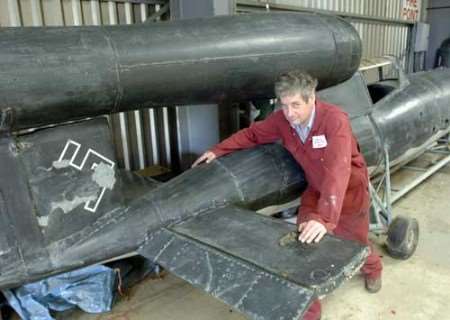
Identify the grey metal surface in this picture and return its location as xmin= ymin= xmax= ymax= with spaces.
xmin=138 ymin=205 xmax=368 ymax=319
xmin=140 ymin=229 xmax=314 ymax=320
xmin=373 ymin=68 xmax=450 ymax=164
xmin=1 ymin=115 xmax=355 ymax=320
xmin=170 ymin=207 xmax=369 ymax=295
xmin=18 ymin=118 xmax=121 ymax=243
xmin=0 ymin=12 xmax=361 ymax=131
xmin=0 ymin=134 xmax=42 ymax=284
xmin=2 ymin=65 xmax=450 ymax=289
xmin=0 ymin=117 xmax=308 ymax=289
xmin=316 ymin=67 xmax=450 ymax=171
xmin=0 ymin=118 xmax=147 ymax=288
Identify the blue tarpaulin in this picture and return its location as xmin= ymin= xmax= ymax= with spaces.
xmin=2 ymin=265 xmax=116 ymax=320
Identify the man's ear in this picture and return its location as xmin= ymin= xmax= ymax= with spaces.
xmin=309 ymin=92 xmax=316 ymax=105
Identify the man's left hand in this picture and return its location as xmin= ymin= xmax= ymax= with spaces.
xmin=298 ymin=220 xmax=327 ymax=244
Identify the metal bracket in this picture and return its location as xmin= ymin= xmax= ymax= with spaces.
xmin=383 ymin=55 xmax=410 ymax=87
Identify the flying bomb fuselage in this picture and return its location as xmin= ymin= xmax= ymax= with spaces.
xmin=0 ymin=12 xmax=365 ymax=294
xmin=318 ymin=68 xmax=450 ymax=172
xmin=2 ymin=67 xmax=450 ymax=291
xmin=0 ymin=12 xmax=361 ymax=131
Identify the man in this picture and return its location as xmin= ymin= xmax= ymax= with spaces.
xmin=192 ymin=71 xmax=383 ymax=320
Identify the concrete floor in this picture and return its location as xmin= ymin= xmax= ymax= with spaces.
xmin=54 ymin=154 xmax=450 ymax=320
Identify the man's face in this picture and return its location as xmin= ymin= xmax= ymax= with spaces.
xmin=280 ymin=92 xmax=315 ymax=126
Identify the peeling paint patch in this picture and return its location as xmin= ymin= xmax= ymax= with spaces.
xmin=37 ymin=166 xmax=54 ymax=172
xmin=279 ymin=231 xmax=298 ymax=247
xmin=52 ymin=159 xmax=71 ymax=169
xmin=8 ymin=143 xmax=18 ymax=157
xmin=92 ymin=162 xmax=116 ymax=190
xmin=50 ymin=195 xmax=97 ymax=214
xmin=37 ymin=215 xmax=49 ymax=227
xmin=17 ymin=141 xmax=33 ymax=150
xmin=0 ymin=249 xmax=11 ymax=256
xmin=46 ymin=160 xmax=116 ymax=217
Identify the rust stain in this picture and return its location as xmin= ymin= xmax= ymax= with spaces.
xmin=279 ymin=231 xmax=298 ymax=247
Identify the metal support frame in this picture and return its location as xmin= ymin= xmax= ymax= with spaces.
xmin=369 ymin=145 xmax=393 ymax=234
xmin=236 ymin=0 xmax=415 ymax=26
xmin=370 ymin=135 xmax=450 ymax=234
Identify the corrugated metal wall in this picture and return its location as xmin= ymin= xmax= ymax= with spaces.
xmin=236 ymin=0 xmax=421 ymax=65
xmin=0 ymin=0 xmax=174 ymax=171
xmin=261 ymin=0 xmax=420 ymax=20
xmin=352 ymin=21 xmax=409 ymax=65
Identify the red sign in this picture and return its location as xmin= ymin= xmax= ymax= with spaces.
xmin=402 ymin=0 xmax=419 ymax=21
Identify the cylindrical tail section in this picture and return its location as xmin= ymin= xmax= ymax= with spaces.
xmin=0 ymin=12 xmax=361 ymax=130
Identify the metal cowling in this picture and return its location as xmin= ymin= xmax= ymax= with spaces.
xmin=0 ymin=12 xmax=361 ymax=131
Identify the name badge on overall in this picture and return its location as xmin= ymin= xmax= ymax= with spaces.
xmin=312 ymin=135 xmax=327 ymax=148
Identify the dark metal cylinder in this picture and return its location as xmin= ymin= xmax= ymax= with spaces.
xmin=372 ymin=68 xmax=450 ymax=165
xmin=0 ymin=12 xmax=361 ymax=130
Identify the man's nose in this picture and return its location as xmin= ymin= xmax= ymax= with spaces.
xmin=287 ymin=106 xmax=294 ymax=118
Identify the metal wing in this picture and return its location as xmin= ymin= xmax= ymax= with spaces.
xmin=139 ymin=206 xmax=369 ymax=320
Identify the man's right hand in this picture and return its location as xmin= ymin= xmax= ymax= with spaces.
xmin=192 ymin=151 xmax=217 ymax=168
xmin=298 ymin=220 xmax=327 ymax=244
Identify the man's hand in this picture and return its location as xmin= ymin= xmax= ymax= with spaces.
xmin=298 ymin=220 xmax=327 ymax=244
xmin=192 ymin=151 xmax=217 ymax=168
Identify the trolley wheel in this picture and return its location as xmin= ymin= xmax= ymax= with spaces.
xmin=386 ymin=215 xmax=419 ymax=260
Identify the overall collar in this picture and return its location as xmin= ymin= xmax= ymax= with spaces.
xmin=308 ymin=99 xmax=326 ymax=138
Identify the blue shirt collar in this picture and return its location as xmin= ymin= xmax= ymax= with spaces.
xmin=296 ymin=105 xmax=316 ymax=131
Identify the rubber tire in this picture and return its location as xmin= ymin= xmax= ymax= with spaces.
xmin=386 ymin=216 xmax=419 ymax=260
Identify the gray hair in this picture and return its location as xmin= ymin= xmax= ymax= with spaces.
xmin=274 ymin=71 xmax=318 ymax=102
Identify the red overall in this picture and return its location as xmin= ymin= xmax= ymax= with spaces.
xmin=211 ymin=99 xmax=383 ymax=319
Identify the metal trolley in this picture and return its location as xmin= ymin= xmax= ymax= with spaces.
xmin=369 ymin=134 xmax=450 ymax=259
